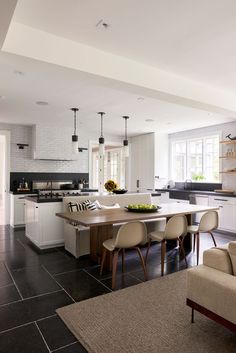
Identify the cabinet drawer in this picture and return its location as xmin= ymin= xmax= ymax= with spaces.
xmin=208 ymin=195 xmax=236 ymax=205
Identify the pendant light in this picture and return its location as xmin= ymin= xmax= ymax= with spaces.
xmin=122 ymin=116 xmax=130 ymax=157
xmin=98 ymin=112 xmax=105 ymax=157
xmin=71 ymin=107 xmax=79 ymax=153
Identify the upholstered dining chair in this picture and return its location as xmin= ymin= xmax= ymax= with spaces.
xmin=187 ymin=210 xmax=218 ymax=265
xmin=100 ymin=221 xmax=148 ymax=290
xmin=146 ymin=215 xmax=188 ymax=276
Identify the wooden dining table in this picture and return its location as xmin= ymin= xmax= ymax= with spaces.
xmin=56 ymin=203 xmax=218 ymax=270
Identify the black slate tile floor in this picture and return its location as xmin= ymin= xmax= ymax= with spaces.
xmin=0 ymin=226 xmax=234 ymax=353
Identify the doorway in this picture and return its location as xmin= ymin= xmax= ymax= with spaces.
xmin=0 ymin=131 xmax=10 ymax=225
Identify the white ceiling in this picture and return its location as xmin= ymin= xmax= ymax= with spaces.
xmin=0 ymin=0 xmax=236 ymax=136
xmin=13 ymin=0 xmax=236 ymax=91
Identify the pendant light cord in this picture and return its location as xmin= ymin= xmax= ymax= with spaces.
xmin=100 ymin=114 xmax=103 ymax=137
xmin=74 ymin=110 xmax=77 ymax=135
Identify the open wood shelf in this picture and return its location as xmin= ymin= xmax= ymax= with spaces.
xmin=220 ymin=171 xmax=236 ymax=174
xmin=220 ymin=140 xmax=236 ymax=144
xmin=220 ymin=156 xmax=236 ymax=159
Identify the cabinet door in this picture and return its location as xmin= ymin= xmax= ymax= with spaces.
xmin=39 ymin=203 xmax=64 ymax=247
xmin=15 ymin=201 xmax=25 ymax=225
xmin=25 ymin=201 xmax=40 ymax=244
xmin=219 ymin=204 xmax=236 ymax=232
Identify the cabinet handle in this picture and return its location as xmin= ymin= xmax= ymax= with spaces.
xmin=214 ymin=198 xmax=228 ymax=202
xmin=36 ymin=207 xmax=38 ymax=209
xmin=219 ymin=206 xmax=223 ymax=208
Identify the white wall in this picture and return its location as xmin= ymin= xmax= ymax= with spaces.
xmin=169 ymin=120 xmax=236 ymax=189
xmin=0 ymin=135 xmax=5 ymax=201
xmin=0 ymin=123 xmax=120 ymax=173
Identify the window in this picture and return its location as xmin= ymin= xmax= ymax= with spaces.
xmin=91 ymin=147 xmax=125 ymax=188
xmin=171 ymin=135 xmax=219 ymax=182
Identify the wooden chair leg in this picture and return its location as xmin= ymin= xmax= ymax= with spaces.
xmin=191 ymin=308 xmax=194 ymax=323
xmin=145 ymin=238 xmax=151 ymax=264
xmin=179 ymin=237 xmax=188 ymax=268
xmin=121 ymin=249 xmax=125 ymax=273
xmin=100 ymin=247 xmax=107 ymax=275
xmin=161 ymin=240 xmax=166 ymax=276
xmin=193 ymin=233 xmax=196 ymax=252
xmin=209 ymin=231 xmax=217 ymax=247
xmin=196 ymin=232 xmax=200 ymax=265
xmin=112 ymin=249 xmax=120 ymax=290
xmin=135 ymin=247 xmax=148 ymax=281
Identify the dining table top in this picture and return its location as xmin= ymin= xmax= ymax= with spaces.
xmin=56 ymin=203 xmax=219 ymax=227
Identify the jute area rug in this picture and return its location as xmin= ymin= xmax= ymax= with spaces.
xmin=57 ymin=270 xmax=236 ymax=353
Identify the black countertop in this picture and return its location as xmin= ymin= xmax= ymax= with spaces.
xmin=10 ymin=191 xmax=38 ymax=195
xmin=155 ymin=188 xmax=236 ymax=198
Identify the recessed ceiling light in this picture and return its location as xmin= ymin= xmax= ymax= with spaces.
xmin=96 ymin=19 xmax=110 ymax=30
xmin=36 ymin=101 xmax=49 ymax=106
xmin=145 ymin=119 xmax=154 ymax=122
xmin=14 ymin=70 xmax=24 ymax=76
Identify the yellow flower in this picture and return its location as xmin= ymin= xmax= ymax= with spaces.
xmin=104 ymin=180 xmax=118 ymax=191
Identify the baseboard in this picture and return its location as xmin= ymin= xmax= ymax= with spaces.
xmin=186 ymin=298 xmax=236 ymax=333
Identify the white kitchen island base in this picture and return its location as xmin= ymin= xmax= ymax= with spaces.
xmin=25 ymin=199 xmax=64 ymax=249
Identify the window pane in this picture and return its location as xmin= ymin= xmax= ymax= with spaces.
xmin=171 ymin=135 xmax=219 ymax=182
xmin=172 ymin=142 xmax=186 ymax=181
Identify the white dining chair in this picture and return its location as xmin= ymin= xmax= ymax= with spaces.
xmin=146 ymin=215 xmax=188 ymax=276
xmin=100 ymin=221 xmax=148 ymax=289
xmin=187 ymin=210 xmax=218 ymax=265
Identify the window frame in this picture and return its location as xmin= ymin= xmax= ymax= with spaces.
xmin=171 ymin=134 xmax=220 ymax=182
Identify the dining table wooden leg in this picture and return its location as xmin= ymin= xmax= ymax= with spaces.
xmin=90 ymin=224 xmax=113 ymax=271
xmin=185 ymin=214 xmax=193 ymax=251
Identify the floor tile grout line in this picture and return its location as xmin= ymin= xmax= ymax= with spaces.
xmin=128 ymin=273 xmax=144 ymax=283
xmin=4 ymin=262 xmax=24 ymax=300
xmin=53 ymin=267 xmax=84 ymax=277
xmin=0 ymin=321 xmax=35 ymax=335
xmin=42 ymin=265 xmax=76 ymax=303
xmin=35 ymin=321 xmax=51 ymax=353
xmin=0 ymin=289 xmax=63 ymax=308
xmin=83 ymin=269 xmax=113 ymax=292
xmin=51 ymin=341 xmax=78 ymax=352
xmin=0 ymin=282 xmax=15 ymax=289
xmin=36 ymin=313 xmax=57 ymax=322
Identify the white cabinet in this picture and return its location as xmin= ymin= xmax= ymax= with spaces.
xmin=129 ymin=133 xmax=168 ymax=191
xmin=25 ymin=199 xmax=64 ymax=249
xmin=208 ymin=196 xmax=236 ymax=232
xmin=10 ymin=194 xmax=35 ymax=228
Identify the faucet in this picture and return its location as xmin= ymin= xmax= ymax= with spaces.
xmin=184 ymin=179 xmax=192 ymax=190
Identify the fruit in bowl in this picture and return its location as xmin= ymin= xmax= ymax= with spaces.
xmin=125 ymin=204 xmax=161 ymax=212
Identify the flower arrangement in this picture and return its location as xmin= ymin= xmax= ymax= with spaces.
xmin=104 ymin=180 xmax=118 ymax=192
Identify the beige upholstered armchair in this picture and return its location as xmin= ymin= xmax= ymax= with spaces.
xmin=186 ymin=242 xmax=236 ymax=332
